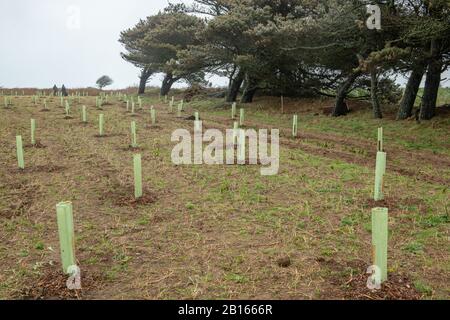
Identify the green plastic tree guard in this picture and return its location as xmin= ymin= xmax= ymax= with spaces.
xmin=232 ymin=103 xmax=236 ymax=119
xmin=237 ymin=129 xmax=246 ymax=165
xmin=131 ymin=121 xmax=137 ymax=148
xmin=82 ymin=105 xmax=87 ymax=123
xmin=371 ymin=207 xmax=388 ymax=283
xmin=177 ymin=103 xmax=182 ymax=118
xmin=16 ymin=135 xmax=25 ymax=169
xmin=65 ymin=101 xmax=70 ymax=116
xmin=374 ymin=151 xmax=386 ymax=201
xmin=151 ymin=109 xmax=156 ymax=125
xmin=240 ymin=108 xmax=245 ymax=126
xmin=31 ymin=119 xmax=36 ymax=145
xmin=292 ymin=115 xmax=298 ymax=137
xmin=56 ymin=201 xmax=76 ymax=274
xmin=233 ymin=122 xmax=239 ymax=145
xmin=99 ymin=114 xmax=104 ymax=136
xmin=133 ymin=154 xmax=143 ymax=199
xmin=378 ymin=127 xmax=383 ymax=152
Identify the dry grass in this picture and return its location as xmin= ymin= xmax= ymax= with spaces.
xmin=0 ymin=93 xmax=448 ymax=300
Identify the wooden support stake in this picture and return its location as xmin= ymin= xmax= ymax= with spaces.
xmin=374 ymin=151 xmax=386 ymax=201
xmin=56 ymin=201 xmax=76 ymax=274
xmin=371 ymin=207 xmax=388 ymax=283
xmin=16 ymin=135 xmax=25 ymax=169
xmin=281 ymin=95 xmax=284 ymax=114
xmin=31 ymin=119 xmax=36 ymax=145
xmin=240 ymin=108 xmax=245 ymax=126
xmin=133 ymin=154 xmax=143 ymax=199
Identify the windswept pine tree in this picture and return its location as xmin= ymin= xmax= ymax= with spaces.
xmin=119 ymin=0 xmax=449 ymax=118
xmin=119 ymin=10 xmax=206 ymax=95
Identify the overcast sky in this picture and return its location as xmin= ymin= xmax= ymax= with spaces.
xmin=0 ymin=1 xmax=448 ymax=89
xmin=0 ymin=0 xmax=220 ymax=89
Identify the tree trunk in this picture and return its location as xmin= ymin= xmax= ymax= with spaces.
xmin=241 ymin=76 xmax=258 ymax=104
xmin=226 ymin=70 xmax=244 ymax=102
xmin=397 ymin=64 xmax=425 ymax=120
xmin=138 ymin=68 xmax=153 ymax=95
xmin=420 ymin=57 xmax=442 ymax=120
xmin=160 ymin=73 xmax=175 ymax=97
xmin=332 ymin=72 xmax=360 ymax=117
xmin=371 ymin=70 xmax=382 ymax=119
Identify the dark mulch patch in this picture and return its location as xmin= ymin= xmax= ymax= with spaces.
xmin=317 ymin=258 xmax=422 ymax=300
xmin=118 ymin=145 xmax=145 ymax=152
xmin=94 ymin=134 xmax=126 ymax=139
xmin=100 ymin=186 xmax=157 ymax=208
xmin=364 ymin=196 xmax=428 ymax=215
xmin=343 ymin=272 xmax=422 ymax=300
xmin=145 ymin=125 xmax=162 ymax=130
xmin=0 ymin=200 xmax=33 ymax=219
xmin=39 ymin=109 xmax=50 ymax=112
xmin=13 ymin=164 xmax=65 ymax=174
xmin=184 ymin=115 xmax=201 ymax=121
xmin=63 ymin=116 xmax=74 ymax=120
xmin=276 ymin=256 xmax=292 ymax=268
xmin=24 ymin=141 xmax=47 ymax=149
xmin=93 ymin=134 xmax=113 ymax=138
xmin=18 ymin=267 xmax=102 ymax=300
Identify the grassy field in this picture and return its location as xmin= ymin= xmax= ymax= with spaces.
xmin=0 ymin=91 xmax=448 ymax=300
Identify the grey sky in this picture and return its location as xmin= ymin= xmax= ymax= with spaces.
xmin=0 ymin=0 xmax=211 ymax=89
xmin=0 ymin=1 xmax=448 ymax=89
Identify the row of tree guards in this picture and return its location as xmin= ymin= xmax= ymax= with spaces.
xmin=11 ymin=95 xmax=389 ymax=288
